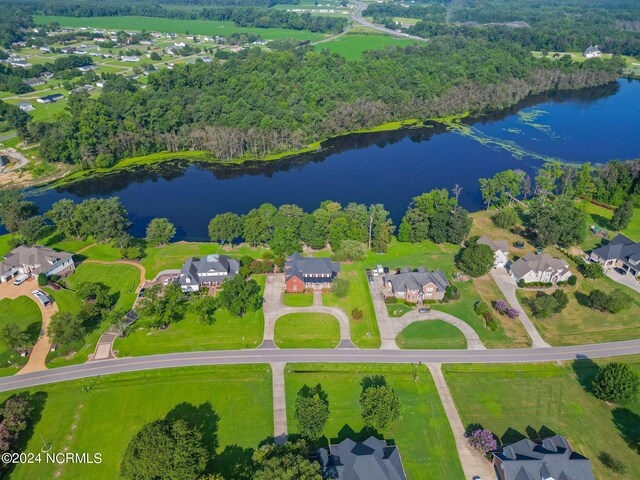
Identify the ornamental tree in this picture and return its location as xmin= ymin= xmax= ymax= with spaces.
xmin=466 ymin=428 xmax=497 ymax=453
xmin=457 ymin=243 xmax=494 ymax=278
xmin=294 ymin=385 xmax=329 ymax=441
xmin=146 ymin=218 xmax=176 ymax=246
xmin=360 ymin=383 xmax=401 ymax=432
xmin=593 ymin=362 xmax=640 ymax=405
xmin=252 ymin=440 xmax=321 ymax=480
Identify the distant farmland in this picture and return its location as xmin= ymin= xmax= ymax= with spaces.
xmin=315 ymin=33 xmax=419 ymax=60
xmin=33 ymin=15 xmax=326 ymax=41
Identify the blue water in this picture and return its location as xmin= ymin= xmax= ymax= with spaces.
xmin=27 ymin=80 xmax=640 ymax=241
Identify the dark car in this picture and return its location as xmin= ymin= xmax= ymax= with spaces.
xmin=418 ymin=307 xmax=430 ymax=314
xmin=614 ymin=267 xmax=627 ymax=275
xmin=137 ymin=288 xmax=146 ymax=298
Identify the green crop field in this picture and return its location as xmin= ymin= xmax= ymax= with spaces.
xmin=34 ymin=15 xmax=326 ymax=41
xmin=315 ymin=33 xmax=419 ymax=60
xmin=0 ymin=365 xmax=273 ymax=479
xmin=285 ymin=363 xmax=464 ymax=480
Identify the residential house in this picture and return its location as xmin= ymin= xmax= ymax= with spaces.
xmin=17 ymin=102 xmax=35 ymax=112
xmin=383 ymin=267 xmax=449 ymax=302
xmin=78 ymin=64 xmax=97 ymax=72
xmin=36 ymin=93 xmax=64 ymax=104
xmin=509 ymin=253 xmax=571 ymax=284
xmin=589 ymin=233 xmax=640 ymax=278
xmin=477 ymin=235 xmax=510 ymax=268
xmin=493 ymin=435 xmax=594 ymax=480
xmin=0 ymin=245 xmax=75 ymax=283
xmin=178 ymin=254 xmax=239 ymax=292
xmin=23 ymin=77 xmax=46 ymax=88
xmin=120 ymin=56 xmax=140 ymax=62
xmin=284 ymin=252 xmax=340 ymax=292
xmin=318 ymin=436 xmax=406 ymax=480
xmin=584 ymin=45 xmax=602 ymax=58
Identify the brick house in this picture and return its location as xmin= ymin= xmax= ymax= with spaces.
xmin=284 ymin=253 xmax=340 ymax=293
xmin=383 ymin=267 xmax=449 ymax=303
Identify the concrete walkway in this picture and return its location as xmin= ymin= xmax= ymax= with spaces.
xmin=0 ymin=279 xmax=57 ymax=374
xmin=428 ymin=363 xmax=497 ymax=480
xmin=262 ymin=274 xmax=355 ymax=349
xmin=368 ymin=277 xmax=485 ymax=350
xmin=490 ymin=267 xmax=550 ymax=348
xmin=271 ymin=362 xmax=288 ymax=445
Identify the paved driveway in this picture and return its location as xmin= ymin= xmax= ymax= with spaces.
xmin=490 ymin=267 xmax=550 ymax=348
xmin=606 ymin=269 xmax=640 ymax=293
xmin=0 ymin=278 xmax=56 ymax=373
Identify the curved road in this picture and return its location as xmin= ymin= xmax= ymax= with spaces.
xmin=2 ymin=340 xmax=640 ymax=392
xmin=350 ymin=0 xmax=427 ymax=41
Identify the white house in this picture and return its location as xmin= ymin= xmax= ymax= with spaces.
xmin=178 ymin=254 xmax=239 ymax=292
xmin=584 ymin=45 xmax=602 ymax=58
xmin=477 ymin=235 xmax=510 ymax=268
xmin=0 ymin=245 xmax=75 ymax=283
xmin=509 ymin=252 xmax=571 ymax=284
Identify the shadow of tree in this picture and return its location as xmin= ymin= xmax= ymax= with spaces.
xmin=574 ymin=291 xmax=591 ymax=308
xmin=571 ymin=357 xmax=599 ymax=394
xmin=330 ymin=424 xmax=383 ymax=445
xmin=212 ymin=444 xmax=254 ymax=480
xmin=165 ymin=401 xmax=220 ymax=470
xmin=500 ymin=427 xmax=526 ymax=445
xmin=298 ymin=384 xmax=329 ymax=403
xmin=590 ymin=214 xmax=612 ymax=231
xmin=612 ymin=408 xmax=640 ymax=453
xmin=598 ymin=450 xmax=626 ymax=474
xmin=360 ymin=375 xmax=387 ymax=390
xmin=465 ymin=423 xmax=484 ymax=437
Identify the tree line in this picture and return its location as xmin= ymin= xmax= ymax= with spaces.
xmin=3 ymin=36 xmax=623 ymax=169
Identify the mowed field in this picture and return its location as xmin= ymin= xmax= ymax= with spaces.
xmin=315 ymin=33 xmax=419 ymax=60
xmin=34 ymin=15 xmax=326 ymax=41
xmin=0 ymin=365 xmax=273 ymax=479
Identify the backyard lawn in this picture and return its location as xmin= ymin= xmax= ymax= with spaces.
xmin=518 ymin=271 xmax=640 ymax=346
xmin=45 ymin=262 xmax=141 ymax=367
xmin=395 ymin=320 xmax=468 ymax=349
xmin=116 ymin=275 xmax=266 ymax=355
xmin=283 ymin=293 xmax=314 ymax=307
xmin=582 ymin=202 xmax=640 ymax=249
xmin=0 ymin=365 xmax=273 ymax=480
xmin=0 ymin=233 xmax=12 ymax=257
xmin=0 ymin=297 xmax=41 ymax=376
xmin=274 ymin=313 xmax=340 ymax=348
xmin=444 ymin=360 xmax=640 ymax=480
xmin=284 ymin=363 xmax=464 ymax=480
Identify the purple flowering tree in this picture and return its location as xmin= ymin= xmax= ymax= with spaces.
xmin=493 ymin=300 xmax=508 ymax=314
xmin=467 ymin=428 xmax=498 ymax=453
xmin=506 ymin=308 xmax=520 ymax=318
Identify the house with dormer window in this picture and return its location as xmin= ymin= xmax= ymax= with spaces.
xmin=284 ymin=253 xmax=340 ymax=292
xmin=0 ymin=245 xmax=75 ymax=283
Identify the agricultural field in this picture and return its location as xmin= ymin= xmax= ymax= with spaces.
xmin=285 ymin=363 xmax=464 ymax=480
xmin=315 ymin=32 xmax=419 ymax=60
xmin=444 ymin=359 xmax=640 ymax=480
xmin=34 ymin=15 xmax=327 ymax=41
xmin=0 ymin=365 xmax=273 ymax=480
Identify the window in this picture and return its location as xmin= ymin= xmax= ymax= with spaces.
xmin=293 ymin=285 xmax=298 ymax=291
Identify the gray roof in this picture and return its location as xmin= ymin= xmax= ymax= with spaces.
xmin=584 ymin=45 xmax=601 ymax=54
xmin=592 ymin=234 xmax=640 ymax=263
xmin=318 ymin=437 xmax=406 ymax=480
xmin=510 ymin=253 xmax=569 ymax=278
xmin=284 ymin=252 xmax=340 ymax=282
xmin=494 ymin=435 xmax=594 ymax=480
xmin=0 ymin=245 xmax=73 ymax=276
xmin=477 ymin=235 xmax=509 ymax=254
xmin=178 ymin=254 xmax=239 ymax=286
xmin=383 ymin=268 xmax=449 ymax=293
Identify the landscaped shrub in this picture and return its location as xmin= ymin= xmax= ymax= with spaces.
xmin=587 ymin=288 xmax=634 ymax=313
xmin=443 ymin=284 xmax=460 ymax=302
xmin=483 ymin=314 xmax=498 ymax=332
xmin=518 ymin=281 xmax=553 ymax=288
xmin=587 ymin=289 xmax=610 ymax=311
xmin=578 ymin=260 xmax=604 ymax=279
xmin=530 ymin=289 xmax=568 ymax=319
xmin=567 ymin=275 xmax=577 ymax=285
xmin=592 ymin=362 xmax=640 ymax=405
xmin=248 ymin=259 xmax=275 ymax=274
xmin=505 ymin=308 xmax=519 ymax=318
xmin=493 ymin=300 xmax=508 ymax=314
xmin=37 ymin=273 xmax=47 ymax=286
xmin=518 ymin=279 xmax=525 ymax=288
xmin=333 ymin=278 xmax=350 ymax=299
xmin=385 ymin=297 xmax=399 ymax=304
xmin=474 ymin=301 xmax=492 ymax=317
xmin=351 ymin=308 xmax=363 ymax=320
xmin=466 ymin=428 xmax=498 ymax=454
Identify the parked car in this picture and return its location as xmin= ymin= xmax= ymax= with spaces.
xmin=614 ymin=267 xmax=627 ymax=275
xmin=367 ymin=275 xmax=374 ymax=284
xmin=418 ymin=307 xmax=430 ymax=314
xmin=138 ymin=288 xmax=146 ymax=298
xmin=13 ymin=274 xmax=29 ymax=286
xmin=163 ymin=277 xmax=171 ymax=285
xmin=32 ymin=290 xmax=50 ymax=306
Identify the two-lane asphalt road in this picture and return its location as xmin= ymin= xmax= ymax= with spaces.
xmin=3 ymin=339 xmax=640 ymax=392
xmin=350 ymin=0 xmax=427 ymax=41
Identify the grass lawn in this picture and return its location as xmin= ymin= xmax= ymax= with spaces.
xmin=76 ymin=243 xmax=123 ymax=261
xmin=1 ymin=365 xmax=273 ymax=480
xmin=0 ymin=233 xmax=13 ymax=257
xmin=45 ymin=263 xmax=140 ymax=367
xmin=518 ymin=270 xmax=640 ymax=346
xmin=34 ymin=15 xmax=326 ymax=41
xmin=284 ymin=363 xmax=464 ymax=480
xmin=395 ymin=320 xmax=468 ymax=349
xmin=274 ymin=313 xmax=340 ymax=348
xmin=141 ymin=242 xmax=268 ymax=280
xmin=115 ymin=275 xmax=266 ymax=355
xmin=583 ymin=201 xmax=640 ymax=248
xmin=283 ymin=293 xmax=314 ymax=307
xmin=443 ymin=360 xmax=640 ymax=480
xmin=0 ymin=297 xmax=41 ymax=375
xmin=315 ymin=33 xmax=419 ymax=60
xmin=387 ymin=303 xmax=413 ymax=317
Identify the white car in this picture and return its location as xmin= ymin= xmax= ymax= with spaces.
xmin=32 ymin=290 xmax=50 ymax=306
xmin=13 ymin=274 xmax=29 ymax=286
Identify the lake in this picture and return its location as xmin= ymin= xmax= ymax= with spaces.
xmin=27 ymin=79 xmax=640 ymax=241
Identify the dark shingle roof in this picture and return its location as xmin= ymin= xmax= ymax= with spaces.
xmin=592 ymin=234 xmax=640 ymax=262
xmin=284 ymin=252 xmax=340 ymax=282
xmin=494 ymin=435 xmax=594 ymax=480
xmin=383 ymin=268 xmax=449 ymax=293
xmin=318 ymin=437 xmax=406 ymax=480
xmin=178 ymin=254 xmax=239 ymax=287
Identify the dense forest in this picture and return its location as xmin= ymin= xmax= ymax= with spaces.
xmin=2 ymin=37 xmax=622 ymax=168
